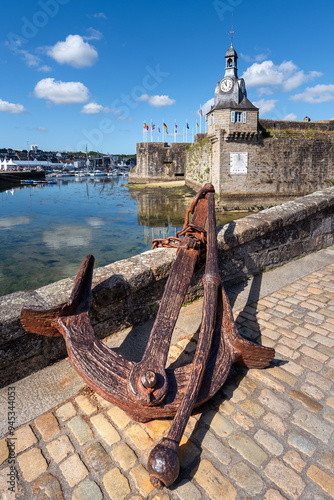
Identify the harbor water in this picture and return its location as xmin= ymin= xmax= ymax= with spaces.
xmin=0 ymin=177 xmax=248 ymax=296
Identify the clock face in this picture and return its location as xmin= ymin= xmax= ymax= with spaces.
xmin=221 ymin=78 xmax=233 ymax=93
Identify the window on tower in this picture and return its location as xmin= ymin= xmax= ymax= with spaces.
xmin=227 ymin=58 xmax=233 ymax=67
xmin=235 ymin=112 xmax=242 ymax=123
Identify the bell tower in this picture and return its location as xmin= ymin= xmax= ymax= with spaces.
xmin=224 ymin=42 xmax=238 ymax=79
xmin=213 ymin=42 xmax=248 ymax=108
xmin=207 ymin=28 xmax=258 ymax=139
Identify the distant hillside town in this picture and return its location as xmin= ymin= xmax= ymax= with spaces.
xmin=0 ymin=146 xmax=136 ymax=171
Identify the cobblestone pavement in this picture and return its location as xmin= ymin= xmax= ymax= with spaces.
xmin=1 ymin=255 xmax=334 ymax=499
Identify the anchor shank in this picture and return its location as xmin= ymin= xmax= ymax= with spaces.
xmin=169 ymin=191 xmax=220 ymax=442
xmin=148 ymin=191 xmax=221 ymax=488
xmin=128 ymin=190 xmax=211 ymax=406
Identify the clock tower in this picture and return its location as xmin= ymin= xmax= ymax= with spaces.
xmin=214 ymin=42 xmax=247 ymax=107
xmin=207 ymin=41 xmax=258 ymax=138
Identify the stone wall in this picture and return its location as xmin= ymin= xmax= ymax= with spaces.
xmin=185 ymin=136 xmax=215 ymax=187
xmin=208 ymin=108 xmax=258 ymax=136
xmin=260 ymin=118 xmax=334 ymax=132
xmin=185 ymin=126 xmax=334 ymax=208
xmin=129 ymin=142 xmax=187 ymax=183
xmin=1 ymin=187 xmax=333 ymax=386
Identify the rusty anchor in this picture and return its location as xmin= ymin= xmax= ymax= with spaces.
xmin=20 ymin=184 xmax=275 ymax=489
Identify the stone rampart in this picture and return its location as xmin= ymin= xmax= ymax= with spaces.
xmin=130 ymin=142 xmax=187 ymax=183
xmin=185 ymin=126 xmax=334 ymax=207
xmin=260 ymin=118 xmax=334 ymax=132
xmin=1 ymin=188 xmax=333 ymax=386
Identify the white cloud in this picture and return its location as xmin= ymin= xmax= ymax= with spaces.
xmin=258 ymin=87 xmax=274 ymax=96
xmin=255 ymin=53 xmax=271 ymax=63
xmin=92 ymin=12 xmax=107 ymax=20
xmin=84 ymin=28 xmax=103 ymax=41
xmin=240 ymin=49 xmax=271 ymax=63
xmin=80 ymin=102 xmax=112 ymax=114
xmin=253 ymin=99 xmax=278 ymax=116
xmin=47 ymin=35 xmax=98 ymax=68
xmin=290 ymin=84 xmax=334 ymax=104
xmin=37 ymin=65 xmax=52 ymax=72
xmin=34 ymin=78 xmax=89 ymax=104
xmin=198 ymin=98 xmax=214 ymax=116
xmin=242 ymin=60 xmax=322 ymax=92
xmin=5 ymin=40 xmax=49 ymax=72
xmin=0 ymin=99 xmax=27 ymax=114
xmin=20 ymin=50 xmax=40 ymax=67
xmin=283 ymin=113 xmax=298 ymax=121
xmin=138 ymin=94 xmax=175 ymax=107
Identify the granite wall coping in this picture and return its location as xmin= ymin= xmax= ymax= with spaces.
xmin=217 ymin=187 xmax=334 ymax=251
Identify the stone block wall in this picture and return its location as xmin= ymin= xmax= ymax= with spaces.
xmin=0 ymin=187 xmax=333 ymax=386
xmin=186 ymin=127 xmax=334 ymax=208
xmin=208 ymin=108 xmax=258 ymax=136
xmin=185 ymin=136 xmax=215 ymax=187
xmin=130 ymin=142 xmax=187 ymax=183
xmin=217 ymin=187 xmax=334 ymax=285
xmin=260 ymin=118 xmax=334 ymax=132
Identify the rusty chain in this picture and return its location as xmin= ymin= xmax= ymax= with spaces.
xmin=151 ymin=184 xmax=214 ymax=251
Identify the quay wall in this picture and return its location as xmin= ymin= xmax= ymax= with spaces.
xmin=0 ymin=171 xmax=45 ymax=184
xmin=1 ymin=187 xmax=334 ymax=386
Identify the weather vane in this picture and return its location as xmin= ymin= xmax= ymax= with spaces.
xmin=229 ymin=13 xmax=235 ymax=46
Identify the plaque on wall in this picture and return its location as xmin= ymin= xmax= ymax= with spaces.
xmin=230 ymin=152 xmax=248 ymax=174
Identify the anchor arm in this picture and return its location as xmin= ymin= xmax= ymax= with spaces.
xmin=20 ymin=254 xmax=95 ymax=337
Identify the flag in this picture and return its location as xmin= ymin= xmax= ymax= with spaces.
xmin=163 ymin=122 xmax=168 ymax=134
xmin=196 ymin=122 xmax=199 ymax=128
xmin=186 ymin=122 xmax=189 ymax=129
xmin=175 ymin=123 xmax=178 ymax=130
xmin=143 ymin=122 xmax=149 ymax=131
xmin=152 ymin=123 xmax=155 ymax=130
xmin=158 ymin=127 xmax=161 ymax=133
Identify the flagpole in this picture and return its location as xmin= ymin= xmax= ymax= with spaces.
xmin=174 ymin=120 xmax=176 ymax=143
xmin=183 ymin=127 xmax=184 ymax=142
xmin=186 ymin=121 xmax=188 ymax=143
xmin=200 ymin=105 xmax=202 ymax=134
xmin=163 ymin=120 xmax=165 ymax=143
xmin=151 ymin=119 xmax=153 ymax=142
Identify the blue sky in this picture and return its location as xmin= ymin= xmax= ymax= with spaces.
xmin=1 ymin=0 xmax=333 ymax=153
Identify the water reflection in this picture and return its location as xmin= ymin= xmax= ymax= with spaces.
xmin=86 ymin=217 xmax=105 ymax=228
xmin=42 ymin=225 xmax=93 ymax=249
xmin=0 ymin=216 xmax=31 ymax=229
xmin=128 ymin=185 xmax=194 ymax=227
xmin=0 ymin=177 xmax=250 ymax=296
